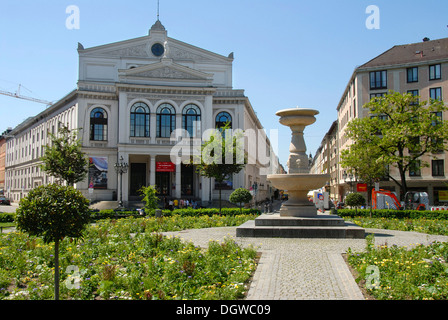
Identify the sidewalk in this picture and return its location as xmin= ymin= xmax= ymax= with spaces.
xmin=163 ymin=226 xmax=448 ymax=300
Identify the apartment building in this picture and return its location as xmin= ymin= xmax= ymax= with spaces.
xmin=335 ymin=37 xmax=448 ymax=205
xmin=310 ymin=121 xmax=338 ymax=200
xmin=4 ymin=20 xmax=280 ymax=206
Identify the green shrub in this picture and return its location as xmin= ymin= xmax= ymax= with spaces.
xmin=337 ymin=208 xmax=448 ymax=220
xmin=0 ymin=212 xmax=14 ymax=223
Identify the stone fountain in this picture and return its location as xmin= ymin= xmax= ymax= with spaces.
xmin=236 ymin=108 xmax=365 ymax=238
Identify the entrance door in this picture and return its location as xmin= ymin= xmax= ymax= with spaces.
xmin=181 ymin=164 xmax=194 ymax=196
xmin=130 ymin=163 xmax=146 ymax=197
xmin=156 ymin=172 xmax=171 ymax=196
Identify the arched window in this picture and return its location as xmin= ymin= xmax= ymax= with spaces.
xmin=215 ymin=111 xmax=232 ymax=129
xmin=182 ymin=104 xmax=201 ymax=137
xmin=130 ymin=102 xmax=150 ymax=137
xmin=90 ymin=108 xmax=108 ymax=141
xmin=157 ymin=103 xmax=176 ymax=138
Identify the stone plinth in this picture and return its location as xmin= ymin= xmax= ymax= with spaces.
xmin=236 ymin=214 xmax=365 ymax=239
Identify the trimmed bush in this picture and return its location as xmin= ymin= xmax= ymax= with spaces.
xmin=337 ymin=208 xmax=448 ymax=220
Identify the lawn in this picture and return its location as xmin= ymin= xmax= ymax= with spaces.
xmin=0 ymin=215 xmax=258 ymax=300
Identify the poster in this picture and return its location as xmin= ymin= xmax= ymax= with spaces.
xmin=89 ymin=156 xmax=108 ymax=189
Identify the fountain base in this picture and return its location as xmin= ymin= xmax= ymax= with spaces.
xmin=236 ymin=213 xmax=365 ymax=239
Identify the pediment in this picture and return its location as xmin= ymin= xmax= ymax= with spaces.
xmin=118 ymin=59 xmax=214 ymax=82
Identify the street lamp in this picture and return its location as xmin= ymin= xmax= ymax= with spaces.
xmin=114 ymin=156 xmax=129 ymax=208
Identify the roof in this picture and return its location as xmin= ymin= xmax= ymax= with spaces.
xmin=359 ymin=37 xmax=448 ymax=69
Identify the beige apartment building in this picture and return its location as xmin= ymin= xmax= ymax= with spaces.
xmin=333 ymin=37 xmax=448 ymax=206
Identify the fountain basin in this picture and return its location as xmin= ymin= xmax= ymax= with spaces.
xmin=268 ymin=173 xmax=330 ymax=217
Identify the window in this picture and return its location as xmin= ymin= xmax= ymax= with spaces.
xmin=407 ymin=67 xmax=418 ymax=83
xmin=215 ymin=112 xmax=232 ymax=129
xmin=370 ymin=70 xmax=387 ymax=89
xmin=182 ymin=104 xmax=201 ymax=137
xmin=432 ymin=159 xmax=444 ymax=176
xmin=370 ymin=92 xmax=386 ymax=100
xmin=90 ymin=108 xmax=108 ymax=141
xmin=130 ymin=102 xmax=150 ymax=137
xmin=156 ymin=104 xmax=176 ymax=138
xmin=429 ymin=64 xmax=441 ymax=80
xmin=409 ymin=160 xmax=421 ymax=177
xmin=407 ymin=90 xmax=419 ymax=105
xmin=430 ymin=87 xmax=442 ymax=101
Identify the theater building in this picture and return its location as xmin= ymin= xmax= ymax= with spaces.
xmin=4 ymin=20 xmax=280 ymax=206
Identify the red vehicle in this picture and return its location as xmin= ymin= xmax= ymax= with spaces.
xmin=0 ymin=196 xmax=11 ymax=205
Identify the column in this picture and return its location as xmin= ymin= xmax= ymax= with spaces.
xmin=175 ymin=163 xmax=181 ymax=198
xmin=150 ymin=156 xmax=156 ymax=186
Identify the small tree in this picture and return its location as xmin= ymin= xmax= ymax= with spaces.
xmin=139 ymin=185 xmax=160 ymax=213
xmin=15 ymin=184 xmax=90 ymax=300
xmin=229 ymin=188 xmax=253 ymax=214
xmin=40 ymin=124 xmax=89 ymax=186
xmin=345 ymin=192 xmax=366 ymax=214
xmin=195 ymin=123 xmax=246 ymax=213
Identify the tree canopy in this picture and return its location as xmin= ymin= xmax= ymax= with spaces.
xmin=40 ymin=125 xmax=89 ymax=186
xmin=341 ymin=91 xmax=448 ymax=197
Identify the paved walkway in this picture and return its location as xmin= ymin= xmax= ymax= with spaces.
xmin=163 ymin=226 xmax=448 ymax=300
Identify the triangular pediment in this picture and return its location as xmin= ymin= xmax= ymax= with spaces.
xmin=118 ymin=59 xmax=213 ymax=82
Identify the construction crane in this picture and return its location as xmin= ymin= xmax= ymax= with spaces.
xmin=0 ymin=84 xmax=52 ymax=106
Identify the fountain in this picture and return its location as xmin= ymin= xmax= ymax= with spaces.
xmin=236 ymin=108 xmax=365 ymax=238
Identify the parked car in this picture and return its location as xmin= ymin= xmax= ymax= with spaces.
xmin=0 ymin=196 xmax=11 ymax=205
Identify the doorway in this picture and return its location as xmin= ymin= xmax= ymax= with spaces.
xmin=130 ymin=163 xmax=146 ymax=197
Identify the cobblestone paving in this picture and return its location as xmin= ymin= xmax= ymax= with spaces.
xmin=163 ymin=226 xmax=448 ymax=300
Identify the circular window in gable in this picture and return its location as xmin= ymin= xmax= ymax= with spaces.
xmin=151 ymin=43 xmax=165 ymax=57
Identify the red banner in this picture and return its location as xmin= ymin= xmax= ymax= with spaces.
xmin=357 ymin=183 xmax=368 ymax=192
xmin=156 ymin=162 xmax=175 ymax=172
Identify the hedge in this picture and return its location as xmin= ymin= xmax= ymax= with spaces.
xmin=0 ymin=212 xmax=15 ymax=223
xmin=90 ymin=207 xmax=262 ymax=220
xmin=1 ymin=208 xmax=263 ymax=224
xmin=336 ymin=208 xmax=448 ymax=220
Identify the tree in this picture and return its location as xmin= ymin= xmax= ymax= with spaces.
xmin=340 ymin=139 xmax=388 ymax=210
xmin=345 ymin=192 xmax=366 ymax=214
xmin=40 ymin=124 xmax=89 ymax=186
xmin=343 ymin=91 xmax=448 ymax=199
xmin=139 ymin=185 xmax=160 ymax=213
xmin=15 ymin=184 xmax=91 ymax=300
xmin=229 ymin=188 xmax=253 ymax=214
xmin=195 ymin=123 xmax=246 ymax=213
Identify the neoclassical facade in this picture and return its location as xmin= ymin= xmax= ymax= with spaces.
xmin=4 ymin=20 xmax=280 ymax=206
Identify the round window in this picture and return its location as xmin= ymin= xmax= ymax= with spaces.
xmin=151 ymin=43 xmax=165 ymax=57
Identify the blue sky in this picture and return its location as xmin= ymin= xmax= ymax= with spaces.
xmin=1 ymin=0 xmax=447 ymax=168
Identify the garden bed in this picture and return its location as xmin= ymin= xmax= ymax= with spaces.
xmin=0 ymin=216 xmax=258 ymax=300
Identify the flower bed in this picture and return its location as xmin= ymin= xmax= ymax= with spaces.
xmin=0 ymin=216 xmax=258 ymax=300
xmin=347 ymin=237 xmax=448 ymax=300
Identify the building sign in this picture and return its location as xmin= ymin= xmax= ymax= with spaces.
xmin=357 ymin=183 xmax=368 ymax=192
xmin=88 ymin=156 xmax=108 ymax=189
xmin=439 ymin=190 xmax=448 ymax=202
xmin=156 ymin=162 xmax=175 ymax=172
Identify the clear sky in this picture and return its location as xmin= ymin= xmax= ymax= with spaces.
xmin=1 ymin=0 xmax=447 ymax=169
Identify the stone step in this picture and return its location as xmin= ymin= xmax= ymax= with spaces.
xmin=254 ymin=214 xmax=346 ymax=227
xmin=236 ymin=218 xmax=365 ymax=239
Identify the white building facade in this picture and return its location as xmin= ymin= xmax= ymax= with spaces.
xmin=5 ymin=20 xmax=280 ymax=206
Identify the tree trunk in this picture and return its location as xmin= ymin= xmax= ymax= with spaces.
xmin=219 ymin=188 xmax=222 ymax=215
xmin=54 ymin=239 xmax=60 ymax=300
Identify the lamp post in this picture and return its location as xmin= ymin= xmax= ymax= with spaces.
xmin=114 ymin=156 xmax=129 ymax=208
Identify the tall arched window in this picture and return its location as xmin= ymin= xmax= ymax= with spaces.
xmin=130 ymin=102 xmax=150 ymax=137
xmin=157 ymin=103 xmax=176 ymax=138
xmin=182 ymin=104 xmax=201 ymax=137
xmin=215 ymin=111 xmax=232 ymax=129
xmin=90 ymin=107 xmax=108 ymax=141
